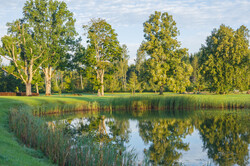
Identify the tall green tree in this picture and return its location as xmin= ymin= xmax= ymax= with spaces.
xmin=200 ymin=25 xmax=249 ymax=94
xmin=23 ymin=0 xmax=77 ymax=95
xmin=83 ymin=18 xmax=121 ymax=96
xmin=0 ymin=20 xmax=45 ymax=95
xmin=142 ymin=11 xmax=192 ymax=95
xmin=127 ymin=72 xmax=140 ymax=94
xmin=135 ymin=44 xmax=150 ymax=92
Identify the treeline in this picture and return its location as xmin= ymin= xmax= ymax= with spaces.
xmin=0 ymin=0 xmax=249 ymax=96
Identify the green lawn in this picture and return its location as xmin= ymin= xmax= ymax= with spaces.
xmin=0 ymin=93 xmax=249 ymax=165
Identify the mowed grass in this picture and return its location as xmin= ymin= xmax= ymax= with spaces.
xmin=0 ymin=93 xmax=249 ymax=165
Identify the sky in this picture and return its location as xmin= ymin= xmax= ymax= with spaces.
xmin=0 ymin=0 xmax=249 ymax=64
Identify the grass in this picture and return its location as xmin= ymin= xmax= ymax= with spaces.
xmin=0 ymin=93 xmax=249 ymax=165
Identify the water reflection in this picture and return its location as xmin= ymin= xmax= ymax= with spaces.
xmin=47 ymin=110 xmax=250 ymax=165
xmin=139 ymin=119 xmax=193 ymax=165
xmin=197 ymin=114 xmax=250 ymax=166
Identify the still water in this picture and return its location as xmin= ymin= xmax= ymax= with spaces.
xmin=46 ymin=110 xmax=250 ymax=165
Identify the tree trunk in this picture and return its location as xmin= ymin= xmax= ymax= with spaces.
xmin=44 ymin=67 xmax=52 ymax=96
xmin=97 ymin=70 xmax=101 ymax=96
xmin=36 ymin=83 xmax=39 ymax=94
xmin=26 ymin=82 xmax=32 ymax=96
xmin=80 ymin=74 xmax=83 ymax=90
xmin=45 ymin=77 xmax=51 ymax=96
xmin=124 ymin=74 xmax=127 ymax=92
xmin=55 ymin=73 xmax=58 ymax=87
xmin=159 ymin=85 xmax=164 ymax=95
xmin=61 ymin=72 xmax=64 ymax=91
xmin=101 ymin=69 xmax=104 ymax=96
xmin=97 ymin=89 xmax=101 ymax=96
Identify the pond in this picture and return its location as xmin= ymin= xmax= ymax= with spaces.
xmin=45 ymin=110 xmax=250 ymax=166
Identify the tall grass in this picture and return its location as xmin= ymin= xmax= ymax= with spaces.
xmin=31 ymin=94 xmax=249 ymax=116
xmin=9 ymin=107 xmax=136 ymax=166
xmin=109 ymin=95 xmax=249 ymax=111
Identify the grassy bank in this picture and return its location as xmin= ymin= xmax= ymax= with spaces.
xmin=0 ymin=93 xmax=249 ymax=165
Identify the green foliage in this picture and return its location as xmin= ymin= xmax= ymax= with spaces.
xmin=23 ymin=0 xmax=77 ymax=67
xmin=200 ymin=25 xmax=250 ymax=94
xmin=142 ymin=11 xmax=192 ymax=94
xmin=105 ymin=74 xmax=120 ymax=93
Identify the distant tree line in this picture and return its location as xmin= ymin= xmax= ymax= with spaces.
xmin=0 ymin=0 xmax=249 ymax=95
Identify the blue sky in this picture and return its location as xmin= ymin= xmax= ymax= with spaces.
xmin=0 ymin=0 xmax=249 ymax=64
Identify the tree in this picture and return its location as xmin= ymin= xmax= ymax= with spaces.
xmin=0 ymin=20 xmax=45 ymax=95
xmin=200 ymin=25 xmax=249 ymax=94
xmin=127 ymin=72 xmax=140 ymax=94
xmin=135 ymin=44 xmax=146 ymax=75
xmin=72 ymin=42 xmax=86 ymax=91
xmin=32 ymin=70 xmax=44 ymax=94
xmin=142 ymin=11 xmax=192 ymax=95
xmin=117 ymin=45 xmax=129 ymax=91
xmin=23 ymin=0 xmax=77 ymax=96
xmin=83 ymin=18 xmax=121 ymax=96
xmin=105 ymin=74 xmax=120 ymax=94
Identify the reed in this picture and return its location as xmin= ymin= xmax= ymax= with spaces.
xmin=9 ymin=107 xmax=136 ymax=166
xmin=30 ymin=94 xmax=249 ymax=116
xmin=108 ymin=94 xmax=249 ymax=111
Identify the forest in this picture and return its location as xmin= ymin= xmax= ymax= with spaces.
xmin=0 ymin=1 xmax=249 ymax=96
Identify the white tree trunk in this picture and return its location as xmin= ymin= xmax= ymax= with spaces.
xmin=101 ymin=69 xmax=104 ymax=96
xmin=36 ymin=83 xmax=39 ymax=94
xmin=26 ymin=82 xmax=32 ymax=96
xmin=80 ymin=74 xmax=83 ymax=90
xmin=44 ymin=67 xmax=52 ymax=96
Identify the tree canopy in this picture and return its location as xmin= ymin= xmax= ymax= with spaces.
xmin=83 ymin=18 xmax=121 ymax=96
xmin=200 ymin=25 xmax=249 ymax=94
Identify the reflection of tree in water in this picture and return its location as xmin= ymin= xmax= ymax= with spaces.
xmin=63 ymin=116 xmax=131 ymax=148
xmin=139 ymin=119 xmax=193 ymax=165
xmin=196 ymin=114 xmax=250 ymax=166
xmin=108 ymin=119 xmax=130 ymax=147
